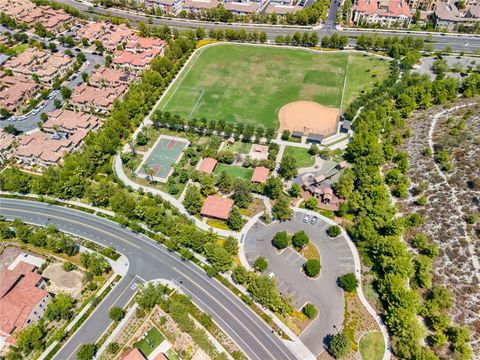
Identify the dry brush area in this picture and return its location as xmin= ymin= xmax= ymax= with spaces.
xmin=397 ymin=97 xmax=480 ymax=353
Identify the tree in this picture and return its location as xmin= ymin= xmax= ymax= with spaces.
xmin=292 ymin=231 xmax=309 ymax=249
xmin=338 ymin=273 xmax=359 ymax=292
xmin=106 ymin=342 xmax=119 ymax=354
xmin=62 ymin=261 xmax=76 ymax=272
xmin=232 ymin=265 xmax=250 ymax=285
xmin=216 ymin=170 xmax=233 ymax=193
xmin=278 ymin=154 xmax=298 ymax=180
xmin=224 ymin=236 xmax=238 ymax=255
xmin=281 ymin=129 xmax=290 ymax=140
xmin=80 ymin=252 xmax=110 ymax=275
xmin=247 ymin=275 xmax=286 ymax=313
xmin=48 ymin=42 xmax=57 ymax=52
xmin=232 ymin=179 xmax=252 ymax=208
xmin=304 ymin=259 xmax=320 ymax=277
xmin=136 ymin=132 xmax=148 ymax=146
xmin=291 ymin=183 xmax=301 ymax=197
xmin=76 ymin=343 xmax=96 ymax=360
xmin=0 ymin=107 xmax=11 ymax=118
xmin=259 ymin=32 xmax=267 ymax=43
xmin=45 ymin=293 xmax=75 ymax=321
xmin=60 ymin=86 xmax=72 ymax=99
xmin=264 ymin=176 xmax=283 ymax=199
xmin=109 ymin=306 xmax=125 ymax=321
xmin=329 ymin=332 xmax=351 ymax=358
xmin=305 ymin=196 xmax=318 ymax=210
xmin=3 ymin=124 xmax=18 ymax=135
xmin=227 ymin=207 xmax=244 ymax=231
xmin=53 ymin=98 xmax=62 ymax=109
xmin=17 ymin=324 xmax=45 ymax=353
xmin=272 ymin=195 xmax=293 ymax=221
xmin=327 ymin=225 xmax=341 ymax=238
xmin=183 ymin=185 xmax=203 ymax=215
xmin=335 ymin=168 xmax=355 ymax=199
xmin=204 ymin=243 xmax=232 ymax=272
xmin=137 ymin=283 xmax=166 ymax=310
xmin=254 ymin=256 xmax=268 ymax=272
xmin=195 ymin=27 xmax=206 ymax=39
xmin=272 ymin=231 xmax=289 ymax=250
xmin=303 ymin=303 xmax=318 ymax=319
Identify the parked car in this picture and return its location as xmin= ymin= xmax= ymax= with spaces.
xmin=303 ymin=214 xmax=310 ymax=223
xmin=310 ymin=216 xmax=318 ymax=225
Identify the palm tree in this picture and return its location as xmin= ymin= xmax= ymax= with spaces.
xmin=142 ymin=164 xmax=154 ymax=182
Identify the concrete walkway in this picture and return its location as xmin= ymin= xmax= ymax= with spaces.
xmin=113 ymin=155 xmax=239 ymax=239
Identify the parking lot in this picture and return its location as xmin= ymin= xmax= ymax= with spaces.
xmin=243 ymin=210 xmax=355 ymax=355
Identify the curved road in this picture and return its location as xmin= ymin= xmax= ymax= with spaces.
xmin=0 ymin=198 xmax=297 ymax=360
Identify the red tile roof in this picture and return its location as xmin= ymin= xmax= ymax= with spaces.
xmin=197 ymin=157 xmax=217 ymax=174
xmin=251 ymin=166 xmax=269 ymax=184
xmin=201 ymin=195 xmax=234 ymax=220
xmin=0 ymin=261 xmax=49 ymax=335
xmin=122 ymin=349 xmax=145 ymax=360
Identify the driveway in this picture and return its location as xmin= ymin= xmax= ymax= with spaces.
xmin=244 ymin=211 xmax=355 ymax=355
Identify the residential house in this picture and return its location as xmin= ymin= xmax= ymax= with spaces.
xmin=434 ymin=1 xmax=480 ymax=30
xmin=197 ymin=157 xmax=217 ymax=173
xmin=0 ymin=261 xmax=51 ymax=338
xmin=353 ymin=0 xmax=413 ymax=27
xmin=265 ymin=4 xmax=301 ymax=15
xmin=224 ymin=1 xmax=261 ymax=14
xmin=0 ymin=128 xmax=15 ymax=163
xmin=251 ymin=166 xmax=269 ymax=184
xmin=43 ymin=109 xmax=102 ymax=135
xmin=182 ymin=0 xmax=220 ymax=13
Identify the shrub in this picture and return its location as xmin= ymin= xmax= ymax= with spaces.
xmin=62 ymin=261 xmax=76 ymax=272
xmin=254 ymin=256 xmax=268 ymax=272
xmin=328 ymin=332 xmax=351 ymax=358
xmin=302 ymin=303 xmax=318 ymax=319
xmin=338 ymin=273 xmax=359 ymax=292
xmin=76 ymin=343 xmax=96 ymax=360
xmin=292 ymin=231 xmax=309 ymax=249
xmin=232 ymin=266 xmax=250 ymax=285
xmin=327 ymin=225 xmax=341 ymax=238
xmin=304 ymin=259 xmax=320 ymax=277
xmin=272 ymin=231 xmax=289 ymax=250
xmin=109 ymin=306 xmax=125 ymax=321
xmin=106 ymin=342 xmax=119 ymax=354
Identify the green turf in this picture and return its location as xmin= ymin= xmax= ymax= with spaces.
xmin=360 ymin=331 xmax=385 ymax=360
xmin=133 ymin=327 xmax=165 ymax=356
xmin=284 ymin=146 xmax=315 ymax=168
xmin=229 ymin=141 xmax=252 ymax=155
xmin=159 ymin=44 xmax=390 ymax=130
xmin=214 ymin=163 xmax=253 ymax=180
xmin=342 ymin=54 xmax=391 ymax=108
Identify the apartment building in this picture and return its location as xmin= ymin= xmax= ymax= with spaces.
xmin=42 ymin=109 xmax=102 ymax=135
xmin=353 ymin=0 xmax=413 ymax=26
xmin=0 ymin=71 xmax=39 ymax=115
xmin=70 ymin=83 xmax=128 ymax=113
xmin=3 ymin=48 xmax=74 ymax=85
xmin=434 ymin=1 xmax=480 ymax=29
xmin=182 ymin=0 xmax=220 ymax=12
xmin=89 ymin=66 xmax=132 ymax=88
xmin=112 ymin=35 xmax=166 ymax=72
xmin=144 ymin=0 xmax=184 ymax=15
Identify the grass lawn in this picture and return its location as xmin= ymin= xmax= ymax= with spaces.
xmin=133 ymin=327 xmax=165 ymax=356
xmin=229 ymin=141 xmax=252 ymax=154
xmin=300 ymin=242 xmax=320 ymax=260
xmin=214 ymin=163 xmax=253 ymax=180
xmin=284 ymin=146 xmax=315 ymax=168
xmin=360 ymin=331 xmax=385 ymax=360
xmin=159 ymin=44 xmax=390 ymax=129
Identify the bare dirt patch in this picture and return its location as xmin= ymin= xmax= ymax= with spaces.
xmin=278 ymin=101 xmax=340 ymax=136
xmin=43 ymin=262 xmax=83 ymax=298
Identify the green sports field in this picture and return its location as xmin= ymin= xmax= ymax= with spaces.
xmin=158 ymin=44 xmax=390 ymax=129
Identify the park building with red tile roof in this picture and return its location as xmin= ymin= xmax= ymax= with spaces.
xmin=201 ymin=195 xmax=234 ymax=220
xmin=251 ymin=166 xmax=269 ymax=184
xmin=197 ymin=157 xmax=217 ymax=174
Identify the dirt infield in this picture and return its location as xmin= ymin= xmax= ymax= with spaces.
xmin=278 ymin=101 xmax=340 ymax=137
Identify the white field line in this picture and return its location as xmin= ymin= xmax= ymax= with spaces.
xmin=189 ymin=88 xmax=205 ymax=119
xmin=339 ymin=53 xmax=349 ymax=111
xmin=160 ymin=49 xmax=203 ymax=111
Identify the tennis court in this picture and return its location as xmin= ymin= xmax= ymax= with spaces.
xmin=137 ymin=135 xmax=189 ymax=182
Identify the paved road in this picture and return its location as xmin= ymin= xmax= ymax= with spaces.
xmin=58 ymin=0 xmax=480 ymax=52
xmin=0 ymin=27 xmax=104 ymax=133
xmin=0 ymin=198 xmax=297 ymax=360
xmin=244 ymin=211 xmax=355 ymax=355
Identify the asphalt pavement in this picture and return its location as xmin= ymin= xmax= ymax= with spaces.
xmin=0 ymin=198 xmax=298 ymax=360
xmin=57 ymin=0 xmax=480 ymax=52
xmin=244 ymin=211 xmax=355 ymax=355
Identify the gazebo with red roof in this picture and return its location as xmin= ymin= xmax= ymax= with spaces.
xmin=251 ymin=166 xmax=269 ymax=184
xmin=197 ymin=157 xmax=217 ymax=174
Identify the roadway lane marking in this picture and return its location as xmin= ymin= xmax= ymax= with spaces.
xmin=173 ymin=267 xmax=294 ymax=360
xmin=2 ymin=201 xmax=296 ymax=360
xmin=0 ymin=207 xmax=141 ymax=249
